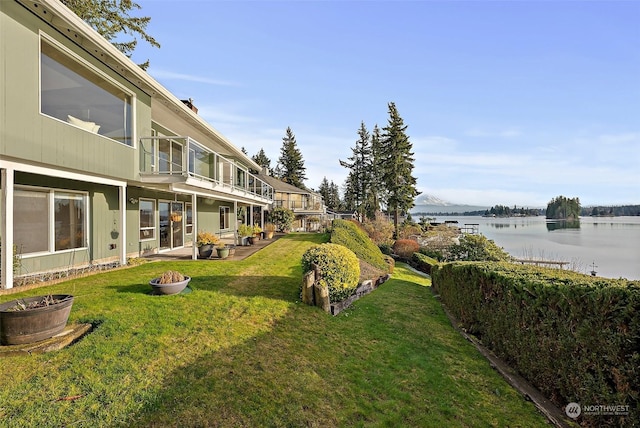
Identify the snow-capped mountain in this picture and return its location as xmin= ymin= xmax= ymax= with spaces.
xmin=414 ymin=194 xmax=454 ymax=206
xmin=411 ymin=194 xmax=489 ymax=214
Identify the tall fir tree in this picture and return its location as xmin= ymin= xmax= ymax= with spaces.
xmin=252 ymin=148 xmax=272 ymax=174
xmin=62 ymin=0 xmax=160 ymax=70
xmin=340 ymin=122 xmax=372 ymax=221
xmin=366 ymin=124 xmax=384 ymax=219
xmin=276 ymin=127 xmax=307 ymax=189
xmin=318 ymin=177 xmax=331 ymax=207
xmin=379 ymin=102 xmax=420 ymax=237
xmin=328 ymin=181 xmax=342 ymax=211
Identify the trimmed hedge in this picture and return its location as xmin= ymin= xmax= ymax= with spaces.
xmin=329 ymin=219 xmax=389 ymax=272
xmin=411 ymin=253 xmax=438 ymax=275
xmin=301 ymin=243 xmax=360 ymax=302
xmin=432 ymin=262 xmax=640 ymax=427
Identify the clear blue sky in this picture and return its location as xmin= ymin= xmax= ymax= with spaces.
xmin=134 ymin=0 xmax=640 ymax=208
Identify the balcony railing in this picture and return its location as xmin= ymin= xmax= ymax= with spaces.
xmin=139 ymin=136 xmax=273 ymax=201
xmin=273 ymin=200 xmax=324 ymax=212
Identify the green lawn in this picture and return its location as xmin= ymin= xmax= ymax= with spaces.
xmin=0 ymin=233 xmax=549 ymax=427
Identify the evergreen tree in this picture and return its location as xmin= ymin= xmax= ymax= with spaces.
xmin=341 ymin=175 xmax=357 ymax=212
xmin=318 ymin=177 xmax=330 ymax=207
xmin=252 ymin=148 xmax=272 ymax=173
xmin=379 ymin=102 xmax=420 ymax=237
xmin=328 ymin=181 xmax=342 ymax=211
xmin=276 ymin=127 xmax=307 ymax=189
xmin=367 ymin=124 xmax=385 ymax=219
xmin=62 ymin=0 xmax=160 ymax=70
xmin=317 ymin=177 xmax=341 ymax=211
xmin=340 ymin=122 xmax=372 ymax=221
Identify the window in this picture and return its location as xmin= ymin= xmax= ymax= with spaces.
xmin=54 ymin=193 xmax=86 ymax=251
xmin=185 ymin=203 xmax=193 ymax=235
xmin=14 ymin=188 xmax=87 ymax=254
xmin=40 ymin=37 xmax=133 ymax=146
xmin=139 ymin=199 xmax=155 ymax=240
xmin=220 ymin=206 xmax=230 ymax=230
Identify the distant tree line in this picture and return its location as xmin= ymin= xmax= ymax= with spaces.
xmin=582 ymin=205 xmax=640 ymax=216
xmin=484 ymin=205 xmax=542 ymax=217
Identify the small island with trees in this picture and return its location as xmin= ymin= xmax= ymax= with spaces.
xmin=545 ymin=195 xmax=580 ymax=220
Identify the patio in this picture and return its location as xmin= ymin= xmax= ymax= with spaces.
xmin=143 ymin=233 xmax=283 ymax=261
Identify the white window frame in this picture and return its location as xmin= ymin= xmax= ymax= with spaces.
xmin=15 ymin=186 xmax=89 ymax=257
xmin=39 ymin=32 xmax=136 ymax=148
xmin=185 ymin=203 xmax=193 ymax=235
xmin=139 ymin=198 xmax=156 ymax=241
xmin=220 ymin=206 xmax=230 ymax=230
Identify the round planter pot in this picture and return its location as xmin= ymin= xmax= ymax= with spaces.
xmin=0 ymin=295 xmax=74 ymax=345
xmin=198 ymin=244 xmax=213 ymax=258
xmin=217 ymin=247 xmax=230 ymax=259
xmin=149 ymin=276 xmax=191 ymax=295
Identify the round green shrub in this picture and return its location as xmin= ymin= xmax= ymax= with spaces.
xmin=301 ymin=243 xmax=360 ymax=302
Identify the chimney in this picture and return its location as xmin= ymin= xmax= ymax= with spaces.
xmin=181 ymin=98 xmax=198 ymax=114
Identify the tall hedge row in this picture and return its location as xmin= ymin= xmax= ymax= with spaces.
xmin=329 ymin=219 xmax=389 ymax=272
xmin=432 ymin=262 xmax=639 ymax=427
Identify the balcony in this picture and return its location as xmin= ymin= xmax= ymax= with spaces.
xmin=139 ymin=136 xmax=273 ymax=203
xmin=273 ymin=199 xmax=324 ymax=213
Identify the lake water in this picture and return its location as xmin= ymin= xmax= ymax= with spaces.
xmin=430 ymin=216 xmax=640 ymax=280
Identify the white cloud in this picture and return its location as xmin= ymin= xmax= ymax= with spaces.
xmin=148 ymin=68 xmax=240 ymax=87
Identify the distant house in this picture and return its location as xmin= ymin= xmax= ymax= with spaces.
xmin=0 ymin=0 xmax=273 ymax=288
xmin=258 ymin=174 xmax=326 ymax=232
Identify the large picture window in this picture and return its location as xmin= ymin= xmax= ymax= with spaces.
xmin=40 ymin=37 xmax=133 ymax=146
xmin=14 ymin=188 xmax=87 ymax=254
xmin=139 ymin=199 xmax=156 ymax=240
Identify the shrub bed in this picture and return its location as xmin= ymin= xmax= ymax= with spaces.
xmin=301 ymin=243 xmax=360 ymax=302
xmin=392 ymin=239 xmax=420 ymax=260
xmin=329 ymin=219 xmax=389 ymax=272
xmin=432 ymin=262 xmax=640 ymax=427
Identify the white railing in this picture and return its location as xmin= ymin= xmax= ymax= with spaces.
xmin=140 ymin=136 xmax=273 ymax=201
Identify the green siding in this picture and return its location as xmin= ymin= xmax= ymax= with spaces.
xmin=14 ymin=173 xmax=121 ymax=275
xmin=0 ymin=1 xmax=150 ymax=181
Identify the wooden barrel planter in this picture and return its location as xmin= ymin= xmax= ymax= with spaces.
xmin=0 ymin=295 xmax=74 ymax=345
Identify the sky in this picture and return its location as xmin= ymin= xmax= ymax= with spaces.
xmin=132 ymin=0 xmax=640 ymax=208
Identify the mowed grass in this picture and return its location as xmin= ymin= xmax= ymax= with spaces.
xmin=0 ymin=233 xmax=549 ymax=427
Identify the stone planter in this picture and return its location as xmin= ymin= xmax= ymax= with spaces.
xmin=0 ymin=295 xmax=74 ymax=345
xmin=149 ymin=276 xmax=191 ymax=295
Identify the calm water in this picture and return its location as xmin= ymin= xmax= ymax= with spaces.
xmin=431 ymin=216 xmax=640 ymax=280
